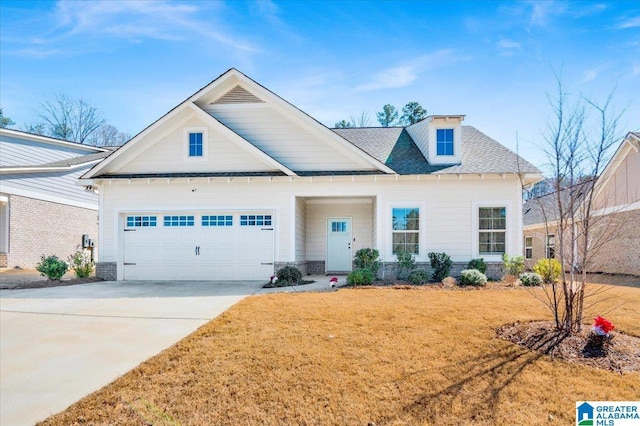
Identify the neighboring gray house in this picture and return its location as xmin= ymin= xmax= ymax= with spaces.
xmin=0 ymin=128 xmax=110 ymax=268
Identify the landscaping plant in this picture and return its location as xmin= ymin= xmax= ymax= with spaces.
xmin=353 ymin=248 xmax=381 ymax=277
xmin=467 ymin=258 xmax=487 ymax=274
xmin=502 ymin=254 xmax=524 ymax=276
xmin=459 ymin=269 xmax=487 ymax=286
xmin=519 ymin=272 xmax=543 ymax=287
xmin=428 ymin=252 xmax=452 ymax=282
xmin=36 ymin=254 xmax=68 ymax=281
xmin=394 ymin=249 xmax=415 ymax=281
xmin=274 ymin=265 xmax=302 ymax=286
xmin=407 ymin=269 xmax=430 ymax=285
xmin=68 ymin=248 xmax=94 ymax=278
xmin=346 ymin=268 xmax=374 ymax=286
xmin=532 ymin=258 xmax=562 ymax=283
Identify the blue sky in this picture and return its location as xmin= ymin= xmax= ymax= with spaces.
xmin=1 ymin=0 xmax=639 ymax=172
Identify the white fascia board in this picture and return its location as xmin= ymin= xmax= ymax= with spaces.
xmin=1 ymin=186 xmax=98 ymax=210
xmin=0 ymin=128 xmax=109 ymax=152
xmin=592 ymin=136 xmax=636 ymax=201
xmin=199 ymin=70 xmax=395 ymax=174
xmin=187 ymin=103 xmax=297 ymax=176
xmin=82 ymin=103 xmax=193 ymax=179
xmin=0 ymin=159 xmax=104 ymax=174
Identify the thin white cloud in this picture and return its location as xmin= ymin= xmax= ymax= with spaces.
xmin=499 ymin=39 xmax=521 ymax=49
xmin=582 ymin=69 xmax=598 ymax=83
xmin=617 ymin=16 xmax=640 ymax=29
xmin=355 ymin=50 xmax=463 ymax=92
xmin=633 ymin=64 xmax=640 ymax=77
xmin=528 ymin=0 xmax=567 ymax=27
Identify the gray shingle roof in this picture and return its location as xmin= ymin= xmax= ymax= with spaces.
xmin=40 ymin=151 xmax=111 ymax=168
xmin=523 ymin=181 xmax=593 ymax=226
xmin=334 ymin=125 xmax=541 ymax=175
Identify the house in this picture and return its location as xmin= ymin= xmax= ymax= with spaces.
xmin=523 ymin=131 xmax=640 ymax=276
xmin=81 ymin=68 xmax=542 ymax=281
xmin=0 ymin=128 xmax=110 ymax=268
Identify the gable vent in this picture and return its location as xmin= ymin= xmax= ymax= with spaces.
xmin=212 ymin=85 xmax=264 ymax=104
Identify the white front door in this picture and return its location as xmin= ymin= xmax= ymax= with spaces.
xmin=326 ymin=218 xmax=352 ymax=272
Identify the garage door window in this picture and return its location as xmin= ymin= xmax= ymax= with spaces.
xmin=164 ymin=215 xmax=195 ymax=227
xmin=240 ymin=215 xmax=272 ymax=226
xmin=126 ymin=216 xmax=157 ymax=227
xmin=202 ymin=215 xmax=233 ymax=226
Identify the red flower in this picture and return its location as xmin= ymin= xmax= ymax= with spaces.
xmin=329 ymin=277 xmax=338 ymax=283
xmin=593 ymin=316 xmax=615 ymax=334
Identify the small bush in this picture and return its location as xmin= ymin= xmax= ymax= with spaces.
xmin=533 ymin=258 xmax=562 ymax=283
xmin=353 ymin=248 xmax=381 ymax=277
xmin=347 ymin=268 xmax=374 ymax=286
xmin=428 ymin=252 xmax=452 ymax=282
xmin=467 ymin=258 xmax=487 ymax=274
xmin=395 ymin=250 xmax=416 ymax=280
xmin=275 ymin=265 xmax=302 ymax=286
xmin=519 ymin=272 xmax=543 ymax=287
xmin=502 ymin=254 xmax=525 ymax=276
xmin=68 ymin=248 xmax=94 ymax=278
xmin=459 ymin=269 xmax=487 ymax=287
xmin=407 ymin=270 xmax=430 ymax=285
xmin=36 ymin=255 xmax=68 ymax=281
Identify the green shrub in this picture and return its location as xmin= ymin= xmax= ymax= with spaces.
xmin=407 ymin=270 xmax=430 ymax=285
xmin=519 ymin=272 xmax=543 ymax=287
xmin=68 ymin=249 xmax=94 ymax=278
xmin=532 ymin=258 xmax=562 ymax=283
xmin=395 ymin=250 xmax=416 ymax=280
xmin=459 ymin=269 xmax=487 ymax=286
xmin=467 ymin=258 xmax=487 ymax=274
xmin=275 ymin=265 xmax=302 ymax=286
xmin=36 ymin=255 xmax=68 ymax=281
xmin=353 ymin=248 xmax=381 ymax=277
xmin=347 ymin=268 xmax=374 ymax=286
xmin=502 ymin=254 xmax=525 ymax=276
xmin=428 ymin=252 xmax=452 ymax=282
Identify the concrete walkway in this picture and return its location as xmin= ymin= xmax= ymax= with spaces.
xmin=0 ymin=280 xmax=267 ymax=426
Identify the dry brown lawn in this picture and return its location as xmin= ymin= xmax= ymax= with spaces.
xmin=40 ymin=285 xmax=640 ymax=426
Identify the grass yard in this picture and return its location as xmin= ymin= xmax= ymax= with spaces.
xmin=41 ymin=285 xmax=640 ymax=425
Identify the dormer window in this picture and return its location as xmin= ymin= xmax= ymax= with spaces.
xmin=436 ymin=128 xmax=454 ymax=156
xmin=183 ymin=127 xmax=208 ymax=160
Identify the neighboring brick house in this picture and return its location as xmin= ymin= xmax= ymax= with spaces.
xmin=523 ymin=132 xmax=640 ymax=276
xmin=0 ymin=128 xmax=110 ymax=268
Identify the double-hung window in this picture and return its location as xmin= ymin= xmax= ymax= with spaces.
xmin=478 ymin=207 xmax=506 ymax=255
xmin=392 ymin=208 xmax=419 ymax=255
xmin=188 ymin=132 xmax=203 ymax=157
xmin=524 ymin=236 xmax=533 ymax=259
xmin=546 ymin=234 xmax=555 ymax=258
xmin=436 ymin=128 xmax=454 ymax=156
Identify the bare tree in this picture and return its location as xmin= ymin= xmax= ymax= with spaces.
xmin=532 ymin=77 xmax=625 ymax=333
xmin=350 ymin=111 xmax=371 ymax=127
xmin=86 ymin=124 xmax=130 ymax=146
xmin=39 ymin=94 xmax=105 ymax=143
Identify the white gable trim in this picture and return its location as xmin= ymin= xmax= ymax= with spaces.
xmin=0 ymin=159 xmax=104 ymax=174
xmin=0 ymin=128 xmax=108 ymax=153
xmin=1 ymin=186 xmax=98 ymax=210
xmin=186 ymin=104 xmax=297 ymax=176
xmin=592 ymin=132 xmax=639 ymax=202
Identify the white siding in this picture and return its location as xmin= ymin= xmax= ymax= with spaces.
xmin=405 ymin=120 xmax=430 ymax=162
xmin=0 ymin=165 xmax=98 ymax=207
xmin=116 ymin=116 xmax=278 ymax=174
xmin=0 ymin=135 xmax=97 ymax=167
xmin=305 ymin=200 xmax=373 ymax=261
xmin=206 ymin=105 xmax=373 ymax=172
xmin=98 ymin=175 xmax=523 ymax=278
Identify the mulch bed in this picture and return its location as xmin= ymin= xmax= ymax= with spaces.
xmin=0 ymin=277 xmax=103 ymax=290
xmin=497 ymin=321 xmax=640 ymax=373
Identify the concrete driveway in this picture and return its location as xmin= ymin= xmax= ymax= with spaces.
xmin=0 ymin=280 xmax=265 ymax=426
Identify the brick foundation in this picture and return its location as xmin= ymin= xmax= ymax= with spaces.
xmin=273 ymin=261 xmax=307 ymax=276
xmin=96 ymin=262 xmax=117 ymax=281
xmin=306 ymin=261 xmax=325 ymax=275
xmin=380 ymin=261 xmax=503 ymax=281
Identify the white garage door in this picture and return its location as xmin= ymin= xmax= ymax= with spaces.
xmin=123 ymin=212 xmax=274 ymax=280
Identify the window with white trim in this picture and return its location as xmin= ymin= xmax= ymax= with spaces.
xmin=392 ymin=207 xmax=419 ymax=254
xmin=164 ymin=215 xmax=195 ymax=227
xmin=436 ymin=128 xmax=454 ymax=156
xmin=240 ymin=215 xmax=272 ymax=226
xmin=525 ymin=236 xmax=533 ymax=259
xmin=546 ymin=234 xmax=555 ymax=258
xmin=478 ymin=207 xmax=506 ymax=255
xmin=126 ymin=216 xmax=157 ymax=227
xmin=202 ymin=215 xmax=233 ymax=226
xmin=183 ymin=127 xmax=208 ymax=160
